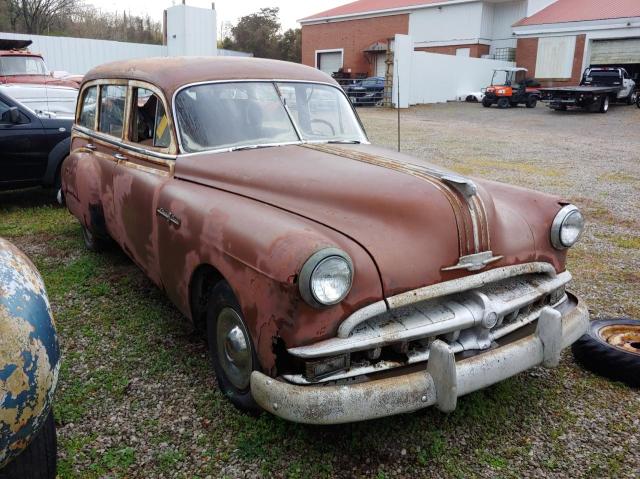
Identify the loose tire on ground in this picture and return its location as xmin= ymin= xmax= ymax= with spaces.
xmin=571 ymin=318 xmax=640 ymax=387
xmin=0 ymin=410 xmax=57 ymax=479
xmin=206 ymin=281 xmax=261 ymax=413
xmin=497 ymin=97 xmax=510 ymax=109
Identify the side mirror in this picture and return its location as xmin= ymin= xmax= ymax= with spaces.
xmin=1 ymin=107 xmax=20 ymax=124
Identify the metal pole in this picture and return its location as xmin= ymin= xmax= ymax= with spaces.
xmin=397 ymin=61 xmax=400 ymax=152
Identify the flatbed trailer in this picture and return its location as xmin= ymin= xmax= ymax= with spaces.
xmin=538 ymin=67 xmax=636 ymax=114
xmin=538 ymin=85 xmax=622 ymax=113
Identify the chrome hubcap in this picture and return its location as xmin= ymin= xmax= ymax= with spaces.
xmin=216 ymin=307 xmax=252 ymax=390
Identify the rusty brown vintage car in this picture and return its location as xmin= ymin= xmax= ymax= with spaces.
xmin=61 ymin=57 xmax=589 ymax=424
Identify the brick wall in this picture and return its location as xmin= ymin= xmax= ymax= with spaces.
xmin=515 ymin=35 xmax=587 ymax=87
xmin=301 ymin=15 xmax=409 ymax=76
xmin=414 ymin=43 xmax=490 ymax=58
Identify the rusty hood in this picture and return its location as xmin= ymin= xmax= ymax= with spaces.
xmin=174 ymin=143 xmax=567 ymax=297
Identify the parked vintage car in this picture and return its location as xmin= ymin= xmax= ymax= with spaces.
xmin=0 ymin=83 xmax=78 ymax=119
xmin=0 ymin=238 xmax=59 ymax=478
xmin=0 ymin=89 xmax=72 ymax=196
xmin=61 ymin=57 xmax=589 ymax=424
xmin=345 ymin=76 xmax=385 ymax=106
xmin=0 ymin=39 xmax=80 ymax=88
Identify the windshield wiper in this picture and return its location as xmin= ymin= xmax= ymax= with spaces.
xmin=327 ymin=140 xmax=361 ymax=144
xmin=230 ymin=144 xmax=276 ymax=152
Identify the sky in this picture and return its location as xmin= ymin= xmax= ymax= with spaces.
xmin=89 ymin=0 xmax=348 ymax=33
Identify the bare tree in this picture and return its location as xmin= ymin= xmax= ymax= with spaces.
xmin=17 ymin=0 xmax=80 ymax=34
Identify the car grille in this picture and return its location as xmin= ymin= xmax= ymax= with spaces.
xmin=284 ymin=271 xmax=571 ymax=384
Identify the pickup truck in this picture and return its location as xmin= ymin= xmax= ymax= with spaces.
xmin=0 ymin=39 xmax=81 ymax=88
xmin=538 ymin=67 xmax=636 ymax=113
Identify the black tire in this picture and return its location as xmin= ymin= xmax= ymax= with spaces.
xmin=497 ymin=97 xmax=510 ymax=109
xmin=206 ymin=281 xmax=261 ymax=413
xmin=627 ymin=90 xmax=637 ymax=105
xmin=80 ymin=224 xmax=108 ymax=252
xmin=571 ymin=319 xmax=640 ymax=387
xmin=0 ymin=410 xmax=57 ymax=479
xmin=598 ymin=95 xmax=609 ymax=113
xmin=526 ymin=97 xmax=538 ymax=108
xmin=482 ymin=98 xmax=492 ymax=108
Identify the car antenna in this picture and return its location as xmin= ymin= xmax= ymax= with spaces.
xmin=396 ymin=60 xmax=401 ymax=152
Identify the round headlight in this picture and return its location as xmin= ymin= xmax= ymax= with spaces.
xmin=551 ymin=205 xmax=584 ymax=249
xmin=299 ymin=248 xmax=353 ymax=307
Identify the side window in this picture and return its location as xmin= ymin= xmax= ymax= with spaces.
xmin=130 ymin=87 xmax=171 ymax=149
xmin=99 ymin=85 xmax=126 ymax=138
xmin=0 ymin=99 xmax=10 ymax=121
xmin=78 ymin=86 xmax=97 ymax=129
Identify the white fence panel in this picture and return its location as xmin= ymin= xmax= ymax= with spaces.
xmin=393 ymin=34 xmax=514 ymax=107
xmin=0 ymin=31 xmax=166 ymax=74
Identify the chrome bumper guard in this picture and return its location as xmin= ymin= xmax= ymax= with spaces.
xmin=250 ymin=296 xmax=589 ymax=424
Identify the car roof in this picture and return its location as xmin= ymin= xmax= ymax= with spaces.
xmin=0 ymin=50 xmax=44 ymax=58
xmin=83 ymin=56 xmax=338 ymax=101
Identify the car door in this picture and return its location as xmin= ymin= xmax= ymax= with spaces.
xmin=65 ymin=83 xmax=122 ymax=242
xmin=111 ymin=83 xmax=176 ymax=287
xmin=0 ymin=95 xmax=48 ymax=187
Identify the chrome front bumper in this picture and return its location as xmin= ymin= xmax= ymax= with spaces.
xmin=250 ymin=295 xmax=589 ymax=424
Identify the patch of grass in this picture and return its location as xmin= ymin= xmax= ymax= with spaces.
xmin=612 ymin=236 xmax=640 ymax=250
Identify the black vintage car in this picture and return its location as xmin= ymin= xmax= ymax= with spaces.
xmin=345 ymin=76 xmax=386 ymax=106
xmin=0 ymin=90 xmax=71 ymax=196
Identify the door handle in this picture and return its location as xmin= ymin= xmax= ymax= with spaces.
xmin=85 ymin=143 xmax=97 ymax=151
xmin=114 ymin=153 xmax=127 ymax=161
xmin=156 ymin=207 xmax=181 ymax=227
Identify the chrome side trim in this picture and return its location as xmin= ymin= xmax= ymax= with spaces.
xmin=72 ymin=125 xmax=178 ymax=161
xmin=337 ymin=262 xmax=557 ymax=339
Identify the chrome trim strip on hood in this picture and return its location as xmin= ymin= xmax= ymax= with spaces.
xmin=302 ymin=143 xmax=491 ymax=259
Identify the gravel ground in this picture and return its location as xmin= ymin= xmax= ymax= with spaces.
xmin=1 ymin=101 xmax=639 ymax=478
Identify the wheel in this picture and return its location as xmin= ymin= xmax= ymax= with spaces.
xmin=627 ymin=91 xmax=637 ymax=105
xmin=0 ymin=410 xmax=57 ymax=479
xmin=497 ymin=97 xmax=510 ymax=109
xmin=636 ymin=94 xmax=640 ymax=108
xmin=206 ymin=281 xmax=261 ymax=412
xmin=482 ymin=98 xmax=492 ymax=108
xmin=310 ymin=119 xmax=335 ymax=136
xmin=80 ymin=224 xmax=108 ymax=252
xmin=572 ymin=319 xmax=640 ymax=387
xmin=53 ymin=169 xmax=64 ymax=206
xmin=526 ymin=97 xmax=538 ymax=108
xmin=599 ymin=95 xmax=609 ymax=113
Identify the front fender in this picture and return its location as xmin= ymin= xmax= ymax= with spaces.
xmin=157 ymin=180 xmax=383 ymax=374
xmin=0 ymin=238 xmax=60 ymax=469
xmin=43 ymin=137 xmax=71 ymax=186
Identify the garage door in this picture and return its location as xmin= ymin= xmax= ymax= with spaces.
xmin=591 ymin=39 xmax=640 ymax=65
xmin=317 ymin=51 xmax=342 ymax=75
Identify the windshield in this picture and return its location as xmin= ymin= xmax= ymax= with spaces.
xmin=0 ymin=56 xmax=47 ymax=76
xmin=174 ymin=81 xmax=366 ymax=153
xmin=361 ymin=79 xmax=379 ymax=87
xmin=491 ymin=70 xmax=511 ymax=86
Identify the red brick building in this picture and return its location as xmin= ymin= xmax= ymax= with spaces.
xmin=513 ymin=0 xmax=640 ymax=86
xmin=300 ymin=0 xmax=556 ymax=78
